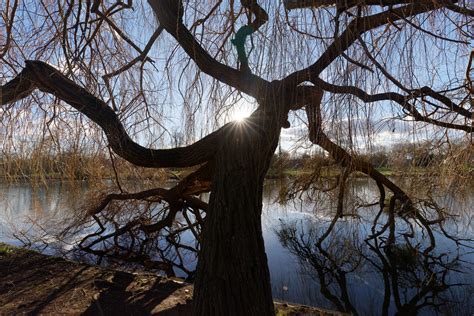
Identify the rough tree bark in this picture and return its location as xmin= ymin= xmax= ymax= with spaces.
xmin=193 ymin=103 xmax=284 ymax=315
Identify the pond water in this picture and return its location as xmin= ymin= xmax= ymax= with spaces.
xmin=0 ymin=179 xmax=472 ymax=315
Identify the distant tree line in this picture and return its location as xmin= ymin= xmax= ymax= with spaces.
xmin=269 ymin=139 xmax=472 ymax=175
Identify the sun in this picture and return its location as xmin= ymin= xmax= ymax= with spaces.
xmin=232 ymin=108 xmax=251 ymax=122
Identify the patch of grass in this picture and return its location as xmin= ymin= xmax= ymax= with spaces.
xmin=275 ymin=301 xmax=347 ymax=315
xmin=0 ymin=244 xmax=14 ymax=256
xmin=375 ymin=167 xmax=396 ymax=176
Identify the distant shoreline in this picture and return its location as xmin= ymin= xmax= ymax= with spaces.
xmin=0 ymin=166 xmax=439 ymax=182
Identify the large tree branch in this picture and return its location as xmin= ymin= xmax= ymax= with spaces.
xmin=283 ymin=0 xmax=444 ymax=10
xmin=357 ymin=38 xmax=471 ymax=119
xmin=87 ymin=163 xmax=212 ymax=217
xmin=309 ymin=79 xmax=473 ymax=133
xmin=241 ymin=0 xmax=269 ymax=30
xmin=0 ymin=60 xmax=223 ymax=168
xmin=147 ymin=0 xmax=271 ymax=100
xmin=282 ymin=2 xmax=450 ymax=87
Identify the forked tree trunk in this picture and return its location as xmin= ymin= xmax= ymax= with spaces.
xmin=193 ymin=112 xmax=282 ymax=316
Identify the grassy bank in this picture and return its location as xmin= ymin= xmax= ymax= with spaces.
xmin=267 ymin=166 xmax=400 ymax=179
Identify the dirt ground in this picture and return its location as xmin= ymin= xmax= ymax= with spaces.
xmin=0 ymin=243 xmax=344 ymax=315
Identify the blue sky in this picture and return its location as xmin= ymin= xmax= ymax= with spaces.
xmin=1 ymin=1 xmax=472 ymax=156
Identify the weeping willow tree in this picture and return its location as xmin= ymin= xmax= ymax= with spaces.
xmin=0 ymin=0 xmax=473 ymax=315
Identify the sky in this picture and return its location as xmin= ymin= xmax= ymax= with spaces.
xmin=0 ymin=0 xmax=472 ymax=157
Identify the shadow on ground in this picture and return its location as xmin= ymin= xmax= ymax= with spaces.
xmin=0 ymin=244 xmax=192 ymax=315
xmin=0 ymin=244 xmax=344 ymax=315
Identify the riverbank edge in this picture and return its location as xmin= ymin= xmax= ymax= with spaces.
xmin=0 ymin=166 xmax=409 ymax=182
xmin=0 ymin=243 xmax=346 ymax=315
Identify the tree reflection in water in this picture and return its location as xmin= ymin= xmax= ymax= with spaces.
xmin=4 ymin=178 xmax=472 ymax=315
xmin=277 ymin=184 xmax=472 ymax=316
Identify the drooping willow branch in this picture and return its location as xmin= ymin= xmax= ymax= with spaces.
xmin=0 ymin=0 xmax=18 ymax=59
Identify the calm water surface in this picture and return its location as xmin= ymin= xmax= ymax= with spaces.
xmin=0 ymin=179 xmax=472 ymax=315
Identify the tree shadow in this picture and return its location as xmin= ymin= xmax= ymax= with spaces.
xmin=0 ymin=246 xmax=193 ymax=315
xmin=82 ymin=271 xmax=192 ymax=315
xmin=29 ymin=265 xmax=92 ymax=315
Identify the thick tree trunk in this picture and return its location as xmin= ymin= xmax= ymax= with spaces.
xmin=193 ymin=112 xmax=282 ymax=315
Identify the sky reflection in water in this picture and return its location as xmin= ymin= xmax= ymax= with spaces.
xmin=0 ymin=179 xmax=472 ymax=315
